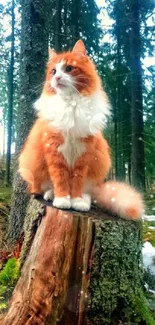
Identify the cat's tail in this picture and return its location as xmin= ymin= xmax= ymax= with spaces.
xmin=91 ymin=181 xmax=144 ymax=220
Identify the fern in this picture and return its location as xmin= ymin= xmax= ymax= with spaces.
xmin=0 ymin=258 xmax=20 ymax=311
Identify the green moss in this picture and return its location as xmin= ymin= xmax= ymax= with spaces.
xmin=146 ymin=291 xmax=155 ymax=319
xmin=0 ymin=258 xmax=20 ymax=311
xmin=0 ymin=185 xmax=12 ymax=206
xmin=143 ymin=220 xmax=155 ymax=246
xmin=86 ymin=219 xmax=155 ymax=325
xmin=131 ymin=290 xmax=155 ymax=325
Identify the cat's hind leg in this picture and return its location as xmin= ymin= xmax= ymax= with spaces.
xmin=71 ymin=194 xmax=91 ymax=212
xmin=41 ymin=181 xmax=54 ymax=201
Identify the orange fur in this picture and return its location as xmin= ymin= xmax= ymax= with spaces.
xmin=19 ymin=118 xmax=111 ymax=197
xmin=91 ymin=181 xmax=144 ymax=220
xmin=19 ymin=40 xmax=143 ymax=219
xmin=43 ymin=46 xmax=101 ymax=96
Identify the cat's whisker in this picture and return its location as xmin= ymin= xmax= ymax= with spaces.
xmin=34 ymin=81 xmax=44 ymax=88
xmin=74 ymin=80 xmax=88 ymax=85
xmin=30 ymin=82 xmax=45 ymax=96
xmin=69 ymin=84 xmax=81 ymax=95
xmin=30 ymin=88 xmax=43 ymax=96
xmin=74 ymin=81 xmax=88 ymax=88
xmin=75 ymin=74 xmax=89 ymax=80
xmin=32 ymin=82 xmax=45 ymax=91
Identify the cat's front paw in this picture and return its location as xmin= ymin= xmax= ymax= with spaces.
xmin=53 ymin=196 xmax=71 ymax=209
xmin=43 ymin=189 xmax=53 ymax=201
xmin=71 ymin=194 xmax=91 ymax=212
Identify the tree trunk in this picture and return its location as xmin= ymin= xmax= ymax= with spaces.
xmin=129 ymin=0 xmax=145 ymax=190
xmin=116 ymin=14 xmax=122 ymax=180
xmin=71 ymin=0 xmax=80 ymax=45
xmin=6 ymin=0 xmax=15 ymax=185
xmin=62 ymin=0 xmax=68 ymax=49
xmin=7 ymin=0 xmax=49 ymax=243
xmin=55 ymin=0 xmax=62 ymax=52
xmin=3 ymin=124 xmax=6 ymax=158
xmin=113 ymin=84 xmax=118 ymax=179
xmin=2 ymin=201 xmax=151 ymax=325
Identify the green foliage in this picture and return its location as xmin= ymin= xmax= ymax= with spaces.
xmin=49 ymin=0 xmax=101 ymax=57
xmin=0 ymin=185 xmax=12 ymax=206
xmin=144 ymin=86 xmax=155 ymax=187
xmin=115 ymin=289 xmax=155 ymax=324
xmin=143 ymin=220 xmax=155 ymax=246
xmin=0 ymin=0 xmax=20 ymax=161
xmin=144 ymin=193 xmax=155 ymax=216
xmin=0 ymin=258 xmax=19 ymax=286
xmin=146 ymin=291 xmax=155 ymax=320
xmin=0 ymin=258 xmax=20 ymax=311
xmin=1 ymin=0 xmax=154 ymax=188
xmin=131 ymin=290 xmax=155 ymax=325
xmin=98 ymin=0 xmax=155 ymax=187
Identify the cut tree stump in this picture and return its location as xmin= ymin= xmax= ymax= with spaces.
xmin=1 ymin=199 xmax=146 ymax=325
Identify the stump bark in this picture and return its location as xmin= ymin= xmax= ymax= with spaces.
xmin=1 ymin=200 xmax=148 ymax=325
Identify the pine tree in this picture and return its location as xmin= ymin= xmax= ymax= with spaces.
xmin=99 ymin=0 xmax=154 ymax=189
xmin=129 ymin=0 xmax=145 ymax=190
xmin=55 ymin=0 xmax=62 ymax=51
xmin=7 ymin=0 xmax=49 ymax=242
xmin=6 ymin=0 xmax=15 ymax=185
xmin=0 ymin=0 xmax=21 ymax=178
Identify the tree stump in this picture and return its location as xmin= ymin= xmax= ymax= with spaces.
xmin=1 ymin=200 xmax=149 ymax=325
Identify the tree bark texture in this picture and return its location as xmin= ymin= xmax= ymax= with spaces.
xmin=8 ymin=0 xmax=49 ymax=243
xmin=6 ymin=0 xmax=15 ymax=185
xmin=71 ymin=0 xmax=80 ymax=44
xmin=129 ymin=0 xmax=145 ymax=190
xmin=2 ymin=202 xmax=147 ymax=325
xmin=55 ymin=0 xmax=62 ymax=52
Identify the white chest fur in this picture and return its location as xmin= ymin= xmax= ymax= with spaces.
xmin=35 ymin=91 xmax=111 ymax=138
xmin=58 ymin=135 xmax=86 ymax=166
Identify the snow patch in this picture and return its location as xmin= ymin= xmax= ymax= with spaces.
xmin=142 ymin=241 xmax=155 ymax=275
xmin=143 ymin=215 xmax=155 ymax=221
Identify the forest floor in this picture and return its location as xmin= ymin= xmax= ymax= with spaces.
xmin=0 ymin=185 xmax=11 ymax=253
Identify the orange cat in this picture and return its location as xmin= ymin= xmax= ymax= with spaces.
xmin=19 ymin=40 xmax=143 ymax=219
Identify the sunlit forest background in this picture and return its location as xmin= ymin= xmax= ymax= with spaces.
xmin=0 ymin=0 xmax=155 ymax=319
xmin=0 ymin=0 xmax=155 ymax=191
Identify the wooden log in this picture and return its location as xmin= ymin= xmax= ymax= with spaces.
xmin=1 ymin=200 xmax=147 ymax=325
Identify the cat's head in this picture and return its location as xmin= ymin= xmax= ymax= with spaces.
xmin=43 ymin=40 xmax=101 ymax=96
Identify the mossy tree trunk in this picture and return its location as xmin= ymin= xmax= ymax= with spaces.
xmin=7 ymin=0 xmax=49 ymax=243
xmin=2 ymin=201 xmax=152 ymax=325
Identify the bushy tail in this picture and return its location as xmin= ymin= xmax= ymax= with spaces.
xmin=91 ymin=181 xmax=144 ymax=220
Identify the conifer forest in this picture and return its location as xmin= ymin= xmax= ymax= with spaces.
xmin=0 ymin=0 xmax=155 ymax=324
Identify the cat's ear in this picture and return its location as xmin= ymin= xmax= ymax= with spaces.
xmin=72 ymin=40 xmax=86 ymax=56
xmin=49 ymin=48 xmax=55 ymax=59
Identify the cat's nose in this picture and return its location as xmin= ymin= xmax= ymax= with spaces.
xmin=55 ymin=76 xmax=61 ymax=82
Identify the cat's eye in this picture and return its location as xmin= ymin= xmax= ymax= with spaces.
xmin=65 ymin=65 xmax=73 ymax=73
xmin=52 ymin=68 xmax=56 ymax=75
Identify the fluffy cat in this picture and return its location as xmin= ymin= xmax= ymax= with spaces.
xmin=19 ymin=40 xmax=143 ymax=219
